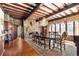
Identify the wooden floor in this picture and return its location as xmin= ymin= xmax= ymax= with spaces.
xmin=0 ymin=38 xmax=41 ymax=56
xmin=0 ymin=39 xmax=4 ymax=55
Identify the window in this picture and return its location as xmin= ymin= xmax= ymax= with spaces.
xmin=52 ymin=24 xmax=55 ymax=32
xmin=48 ymin=24 xmax=52 ymax=32
xmin=67 ymin=21 xmax=73 ymax=35
xmin=56 ymin=24 xmax=60 ymax=32
xmin=61 ymin=23 xmax=66 ymax=34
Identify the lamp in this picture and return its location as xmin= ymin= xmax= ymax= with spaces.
xmin=40 ymin=17 xmax=48 ymax=27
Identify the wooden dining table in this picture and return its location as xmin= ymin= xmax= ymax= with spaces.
xmin=34 ymin=35 xmax=61 ymax=49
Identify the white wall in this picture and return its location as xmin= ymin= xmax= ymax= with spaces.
xmin=24 ymin=19 xmax=40 ymax=32
xmin=24 ymin=19 xmax=41 ymax=39
xmin=0 ymin=8 xmax=4 ymax=35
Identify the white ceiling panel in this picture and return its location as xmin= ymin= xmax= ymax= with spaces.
xmin=43 ymin=3 xmax=58 ymax=11
xmin=40 ymin=4 xmax=54 ymax=13
xmin=54 ymin=3 xmax=65 ymax=9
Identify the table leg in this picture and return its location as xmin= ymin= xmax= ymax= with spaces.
xmin=49 ymin=40 xmax=51 ymax=49
xmin=53 ymin=40 xmax=55 ymax=48
xmin=44 ymin=40 xmax=46 ymax=49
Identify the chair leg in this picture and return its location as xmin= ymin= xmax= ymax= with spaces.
xmin=49 ymin=40 xmax=51 ymax=49
xmin=44 ymin=40 xmax=46 ymax=49
xmin=53 ymin=40 xmax=55 ymax=48
xmin=60 ymin=43 xmax=62 ymax=52
xmin=57 ymin=44 xmax=59 ymax=48
xmin=64 ymin=44 xmax=65 ymax=50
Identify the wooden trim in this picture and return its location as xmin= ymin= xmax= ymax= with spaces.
xmin=35 ymin=11 xmax=47 ymax=15
xmin=39 ymin=8 xmax=51 ymax=14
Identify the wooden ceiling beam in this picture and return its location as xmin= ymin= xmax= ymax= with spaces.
xmin=2 ymin=5 xmax=26 ymax=12
xmin=11 ymin=3 xmax=33 ymax=10
xmin=49 ymin=10 xmax=79 ymax=22
xmin=34 ymin=13 xmax=46 ymax=16
xmin=21 ymin=3 xmax=41 ymax=20
xmin=39 ymin=8 xmax=51 ymax=14
xmin=23 ymin=3 xmax=35 ymax=8
xmin=36 ymin=11 xmax=48 ymax=15
xmin=3 ymin=9 xmax=24 ymax=14
xmin=7 ymin=12 xmax=23 ymax=16
xmin=2 ymin=7 xmax=26 ymax=13
xmin=42 ymin=4 xmax=56 ymax=12
xmin=47 ymin=3 xmax=79 ymax=19
xmin=52 ymin=3 xmax=61 ymax=9
xmin=3 ymin=3 xmax=30 ymax=12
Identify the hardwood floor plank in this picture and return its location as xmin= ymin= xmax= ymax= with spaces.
xmin=2 ymin=38 xmax=41 ymax=56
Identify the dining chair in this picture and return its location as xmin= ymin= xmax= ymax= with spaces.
xmin=35 ymin=32 xmax=39 ymax=44
xmin=39 ymin=32 xmax=47 ymax=49
xmin=55 ymin=32 xmax=67 ymax=52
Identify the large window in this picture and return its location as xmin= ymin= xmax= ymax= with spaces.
xmin=48 ymin=24 xmax=52 ymax=32
xmin=61 ymin=23 xmax=66 ymax=34
xmin=67 ymin=21 xmax=73 ymax=35
xmin=56 ymin=24 xmax=60 ymax=32
xmin=48 ymin=19 xmax=79 ymax=36
xmin=52 ymin=24 xmax=55 ymax=32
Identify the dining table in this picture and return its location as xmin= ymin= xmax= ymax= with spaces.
xmin=34 ymin=34 xmax=61 ymax=49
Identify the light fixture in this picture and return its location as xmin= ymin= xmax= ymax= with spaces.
xmin=40 ymin=17 xmax=48 ymax=26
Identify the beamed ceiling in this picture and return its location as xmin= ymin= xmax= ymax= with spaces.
xmin=0 ymin=3 xmax=79 ymax=21
xmin=0 ymin=3 xmax=40 ymax=20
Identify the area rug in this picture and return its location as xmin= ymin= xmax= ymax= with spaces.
xmin=26 ymin=39 xmax=62 ymax=56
